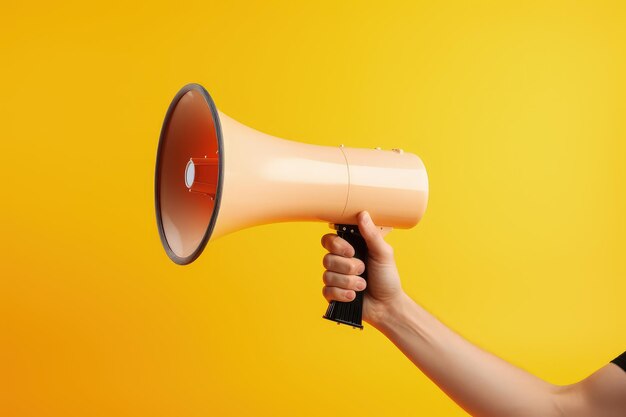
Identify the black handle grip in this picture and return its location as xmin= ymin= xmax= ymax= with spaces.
xmin=322 ymin=224 xmax=368 ymax=329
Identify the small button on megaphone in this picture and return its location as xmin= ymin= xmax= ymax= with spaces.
xmin=155 ymin=83 xmax=428 ymax=329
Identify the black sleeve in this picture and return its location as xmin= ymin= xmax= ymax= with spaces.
xmin=611 ymin=351 xmax=626 ymax=372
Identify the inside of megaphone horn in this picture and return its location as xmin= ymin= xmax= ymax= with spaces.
xmin=154 ymin=84 xmax=224 ymax=265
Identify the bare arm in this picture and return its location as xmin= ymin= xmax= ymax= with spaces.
xmin=375 ymin=292 xmax=626 ymax=417
xmin=320 ymin=211 xmax=626 ymax=417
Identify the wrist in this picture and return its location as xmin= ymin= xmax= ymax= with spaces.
xmin=367 ymin=291 xmax=413 ymax=331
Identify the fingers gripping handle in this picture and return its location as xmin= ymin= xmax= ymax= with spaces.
xmin=323 ymin=224 xmax=368 ymax=329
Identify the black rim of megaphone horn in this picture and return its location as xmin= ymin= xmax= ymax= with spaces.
xmin=154 ymin=83 xmax=224 ymax=265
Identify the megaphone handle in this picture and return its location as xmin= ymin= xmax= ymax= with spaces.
xmin=322 ymin=224 xmax=368 ymax=329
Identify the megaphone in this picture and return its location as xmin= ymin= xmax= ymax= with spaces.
xmin=155 ymin=84 xmax=428 ymax=329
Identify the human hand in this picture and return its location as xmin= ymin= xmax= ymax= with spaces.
xmin=320 ymin=211 xmax=405 ymax=327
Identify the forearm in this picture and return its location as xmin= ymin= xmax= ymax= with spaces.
xmin=373 ymin=292 xmax=562 ymax=417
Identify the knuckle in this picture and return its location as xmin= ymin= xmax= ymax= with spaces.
xmin=323 ymin=286 xmax=343 ymax=302
xmin=322 ymin=253 xmax=333 ymax=269
xmin=322 ymin=270 xmax=330 ymax=285
xmin=322 ymin=286 xmax=330 ymax=300
xmin=332 ymin=240 xmax=345 ymax=255
xmin=346 ymin=275 xmax=357 ymax=289
xmin=339 ymin=274 xmax=351 ymax=288
xmin=350 ymin=259 xmax=364 ymax=275
xmin=349 ymin=275 xmax=364 ymax=290
xmin=322 ymin=235 xmax=337 ymax=252
xmin=328 ymin=273 xmax=350 ymax=289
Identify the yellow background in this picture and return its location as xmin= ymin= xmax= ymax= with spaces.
xmin=2 ymin=1 xmax=625 ymax=416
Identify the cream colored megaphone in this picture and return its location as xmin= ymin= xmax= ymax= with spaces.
xmin=155 ymin=84 xmax=428 ymax=329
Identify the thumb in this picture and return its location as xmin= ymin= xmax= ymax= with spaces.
xmin=357 ymin=211 xmax=394 ymax=262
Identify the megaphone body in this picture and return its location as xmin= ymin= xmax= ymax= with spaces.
xmin=155 ymin=84 xmax=428 ymax=328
